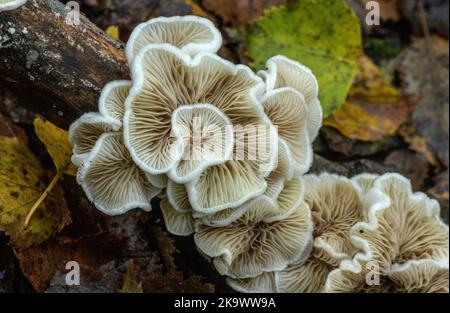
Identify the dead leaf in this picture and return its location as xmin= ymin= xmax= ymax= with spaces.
xmin=323 ymin=53 xmax=418 ymax=141
xmin=0 ymin=136 xmax=70 ymax=250
xmin=15 ymin=233 xmax=127 ymax=292
xmin=34 ymin=117 xmax=77 ymax=176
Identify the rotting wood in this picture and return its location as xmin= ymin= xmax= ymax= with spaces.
xmin=0 ymin=0 xmax=129 ymax=129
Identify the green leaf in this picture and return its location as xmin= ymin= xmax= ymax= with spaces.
xmin=246 ymin=0 xmax=362 ymax=116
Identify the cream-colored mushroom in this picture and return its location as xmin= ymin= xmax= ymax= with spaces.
xmin=324 ymin=173 xmax=449 ymax=293
xmin=124 ymin=44 xmax=269 ymax=174
xmin=305 ymin=173 xmax=365 ymax=267
xmin=0 ymin=0 xmax=27 ymax=11
xmin=126 ymin=15 xmax=223 ymax=64
xmin=258 ymin=55 xmax=322 ymax=142
xmin=227 ymin=173 xmax=367 ymax=293
xmin=166 ymin=179 xmax=193 ymax=213
xmin=98 ymin=80 xmax=132 ymax=125
xmin=77 ymin=133 xmax=160 ymax=215
xmin=227 ymin=272 xmax=277 ymax=293
xmin=194 ymin=176 xmax=312 ymax=278
xmin=261 ymin=87 xmax=313 ymax=174
xmin=68 ymin=112 xmax=121 ymax=166
xmin=160 ymin=197 xmax=195 ymax=236
xmin=194 ymin=139 xmax=293 ymax=227
xmin=124 ymin=44 xmax=276 ymax=212
xmin=168 ymin=103 xmax=234 ymax=183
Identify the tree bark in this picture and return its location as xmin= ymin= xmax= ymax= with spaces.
xmin=0 ymin=0 xmax=129 ymax=128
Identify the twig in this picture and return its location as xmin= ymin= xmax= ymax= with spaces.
xmin=23 ymin=171 xmax=61 ymax=228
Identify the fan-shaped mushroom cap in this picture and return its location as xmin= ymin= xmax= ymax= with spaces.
xmin=168 ymin=104 xmax=234 ymax=183
xmin=68 ymin=112 xmax=121 ymax=166
xmin=98 ymin=80 xmax=132 ymax=125
xmin=227 ymin=174 xmax=367 ymax=293
xmin=167 ymin=179 xmax=193 ymax=212
xmin=195 ymin=143 xmax=296 ymax=227
xmin=325 ymin=173 xmax=449 ymax=292
xmin=145 ymin=173 xmax=168 ymax=189
xmin=258 ymin=55 xmax=322 ymax=142
xmin=227 ymin=272 xmax=277 ymax=293
xmin=228 ymin=258 xmax=332 ymax=293
xmin=261 ymin=87 xmax=313 ymax=174
xmin=305 ymin=173 xmax=365 ymax=267
xmin=77 ymin=133 xmax=160 ymax=215
xmin=126 ymin=15 xmax=222 ymax=64
xmin=186 ymin=160 xmax=267 ymax=214
xmin=0 ymin=0 xmax=27 ymax=11
xmin=124 ymin=44 xmax=269 ymax=175
xmin=194 ymin=176 xmax=312 ymax=278
xmin=389 ymin=260 xmax=449 ymax=293
xmin=160 ymin=197 xmax=195 ymax=236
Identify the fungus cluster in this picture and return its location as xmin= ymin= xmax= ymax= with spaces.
xmin=70 ymin=16 xmax=448 ymax=293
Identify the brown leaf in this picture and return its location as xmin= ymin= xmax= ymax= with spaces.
xmin=323 ymin=53 xmax=418 ymax=141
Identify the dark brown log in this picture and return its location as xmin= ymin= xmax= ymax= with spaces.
xmin=0 ymin=0 xmax=129 ymax=128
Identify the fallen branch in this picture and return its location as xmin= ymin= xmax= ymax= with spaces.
xmin=0 ymin=0 xmax=129 ymax=128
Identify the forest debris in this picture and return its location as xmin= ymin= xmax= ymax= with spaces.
xmin=323 ymin=53 xmax=418 ymax=141
xmin=151 ymin=226 xmax=178 ymax=272
xmin=120 ymin=260 xmax=143 ymax=293
xmin=397 ymin=36 xmax=449 ymax=171
xmin=320 ymin=126 xmax=402 ymax=158
xmin=383 ymin=149 xmax=430 ymax=190
xmin=245 ymin=0 xmax=361 ymax=116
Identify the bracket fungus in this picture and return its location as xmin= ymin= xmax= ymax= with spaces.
xmin=0 ymin=0 xmax=26 ymax=11
xmin=68 ymin=112 xmax=121 ymax=166
xmin=325 ymin=173 xmax=449 ymax=293
xmin=69 ymin=78 xmax=162 ymax=215
xmin=228 ymin=173 xmax=368 ymax=293
xmin=194 ymin=176 xmax=313 ymax=279
xmin=160 ymin=196 xmax=195 ymax=237
xmin=258 ymin=56 xmax=322 ymax=174
xmin=124 ymin=43 xmax=277 ymax=212
xmin=126 ymin=16 xmax=222 ymax=64
xmin=77 ymin=133 xmax=160 ymax=215
xmin=64 ymin=14 xmax=448 ymax=293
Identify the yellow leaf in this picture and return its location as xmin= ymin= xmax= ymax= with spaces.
xmin=34 ymin=117 xmax=77 ymax=176
xmin=106 ymin=25 xmax=120 ymax=40
xmin=0 ymin=136 xmax=71 ymax=250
